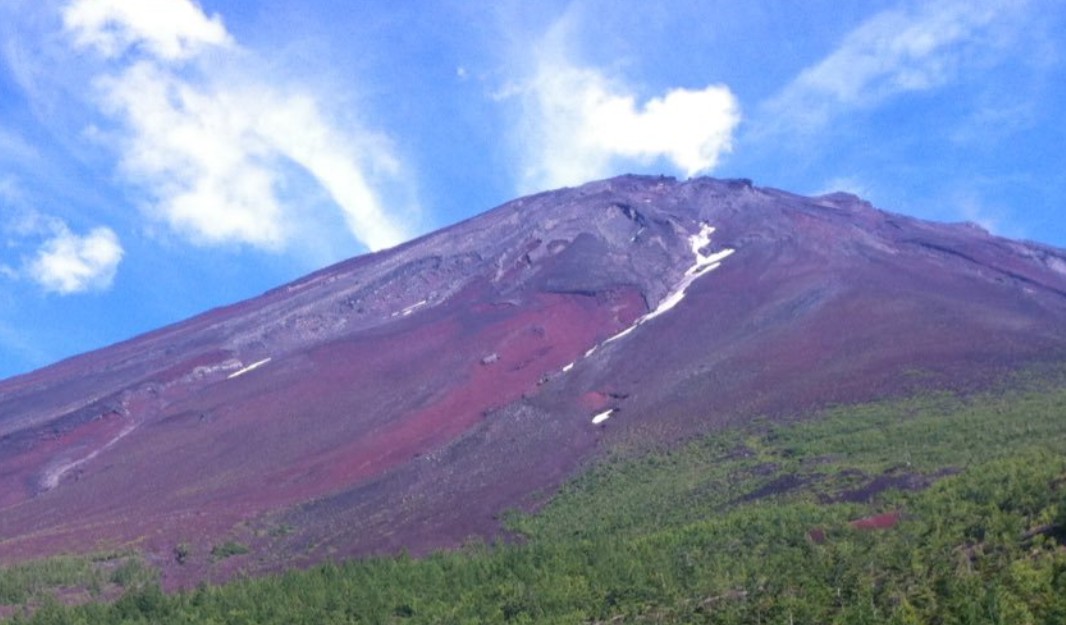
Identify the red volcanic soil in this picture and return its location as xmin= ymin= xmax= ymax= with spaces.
xmin=808 ymin=510 xmax=902 ymax=545
xmin=578 ymin=391 xmax=614 ymax=412
xmin=851 ymin=511 xmax=903 ymax=531
xmin=261 ymin=288 xmax=644 ymax=503
xmin=0 ymin=409 xmax=128 ymax=509
xmin=0 ymin=282 xmax=647 ymax=583
xmin=1 ymin=174 xmax=1066 ymax=584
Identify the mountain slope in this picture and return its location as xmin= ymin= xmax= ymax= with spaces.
xmin=1 ymin=175 xmax=1065 ymax=584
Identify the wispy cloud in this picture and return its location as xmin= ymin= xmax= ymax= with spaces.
xmin=0 ymin=316 xmax=52 ymax=371
xmin=816 ymin=176 xmax=871 ymax=199
xmin=760 ymin=0 xmax=1021 ymax=136
xmin=505 ymin=14 xmax=740 ymax=193
xmin=948 ymin=185 xmax=1030 ymax=239
xmin=0 ymin=126 xmax=41 ymax=165
xmin=27 ymin=224 xmax=123 ymax=294
xmin=59 ymin=0 xmax=414 ymax=252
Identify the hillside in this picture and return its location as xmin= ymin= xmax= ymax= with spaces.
xmin=4 ymin=372 xmax=1065 ymax=623
xmin=1 ymin=175 xmax=1065 ymax=591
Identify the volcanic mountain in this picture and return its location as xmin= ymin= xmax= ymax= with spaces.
xmin=2 ymin=175 xmax=1065 ymax=585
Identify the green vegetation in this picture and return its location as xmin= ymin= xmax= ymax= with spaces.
xmin=4 ymin=376 xmax=1066 ymax=623
xmin=0 ymin=556 xmax=96 ymax=606
xmin=210 ymin=541 xmax=250 ymax=562
xmin=0 ymin=553 xmax=153 ymax=611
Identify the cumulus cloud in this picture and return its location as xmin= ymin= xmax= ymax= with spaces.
xmin=60 ymin=0 xmax=413 ymax=252
xmin=27 ymin=224 xmax=124 ymax=294
xmin=762 ymin=0 xmax=1019 ymax=134
xmin=510 ymin=18 xmax=740 ymax=193
xmin=1 ymin=189 xmax=123 ymax=295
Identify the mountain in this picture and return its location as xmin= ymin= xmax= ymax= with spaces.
xmin=2 ymin=174 xmax=1065 ymax=587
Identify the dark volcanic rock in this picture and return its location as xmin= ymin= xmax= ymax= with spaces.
xmin=2 ymin=174 xmax=1066 ymax=584
xmin=832 ymin=467 xmax=961 ymax=504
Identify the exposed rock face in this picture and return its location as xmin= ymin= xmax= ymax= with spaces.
xmin=2 ymin=175 xmax=1065 ymax=584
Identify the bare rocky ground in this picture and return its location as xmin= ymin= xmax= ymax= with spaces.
xmin=2 ymin=175 xmax=1065 ymax=588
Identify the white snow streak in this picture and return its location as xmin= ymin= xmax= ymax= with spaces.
xmin=603 ymin=223 xmax=734 ymax=345
xmin=227 ymin=357 xmax=272 ymax=379
xmin=591 ymin=409 xmax=614 ymax=425
xmin=559 ymin=224 xmax=733 ymax=379
xmin=401 ymin=300 xmax=427 ymax=316
xmin=391 ymin=299 xmax=428 ymax=318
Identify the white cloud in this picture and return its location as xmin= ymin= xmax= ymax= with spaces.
xmin=949 ymin=188 xmax=1026 ymax=238
xmin=60 ymin=0 xmax=414 ymax=252
xmin=96 ymin=61 xmax=287 ymax=248
xmin=762 ymin=0 xmax=1019 ymax=134
xmin=27 ymin=224 xmax=124 ymax=294
xmin=0 ymin=200 xmax=122 ymax=295
xmin=959 ymin=202 xmax=1000 ymax=234
xmin=510 ymin=17 xmax=740 ymax=193
xmin=817 ymin=176 xmax=871 ymax=198
xmin=62 ymin=0 xmax=231 ymax=61
xmin=256 ymin=94 xmax=411 ymax=253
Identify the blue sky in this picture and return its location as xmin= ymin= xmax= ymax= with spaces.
xmin=1 ymin=0 xmax=1064 ymax=380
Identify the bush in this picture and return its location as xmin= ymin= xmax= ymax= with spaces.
xmin=210 ymin=541 xmax=250 ymax=561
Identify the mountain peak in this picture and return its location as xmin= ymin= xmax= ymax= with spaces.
xmin=1 ymin=176 xmax=1065 ymax=586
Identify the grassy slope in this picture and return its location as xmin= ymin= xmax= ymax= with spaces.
xmin=4 ymin=372 xmax=1066 ymax=623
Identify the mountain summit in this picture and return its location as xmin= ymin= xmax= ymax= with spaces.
xmin=2 ymin=175 xmax=1065 ymax=583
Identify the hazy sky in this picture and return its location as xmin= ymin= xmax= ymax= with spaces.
xmin=1 ymin=0 xmax=1064 ymax=379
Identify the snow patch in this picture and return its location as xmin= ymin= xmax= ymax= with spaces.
xmin=192 ymin=359 xmax=243 ymax=379
xmin=393 ymin=299 xmax=428 ymax=318
xmin=562 ymin=362 xmax=575 ymax=373
xmin=603 ymin=324 xmax=637 ymax=346
xmin=227 ymin=357 xmax=272 ymax=379
xmin=591 ymin=409 xmax=614 ymax=425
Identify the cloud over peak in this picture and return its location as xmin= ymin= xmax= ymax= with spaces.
xmin=509 ymin=16 xmax=740 ymax=193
